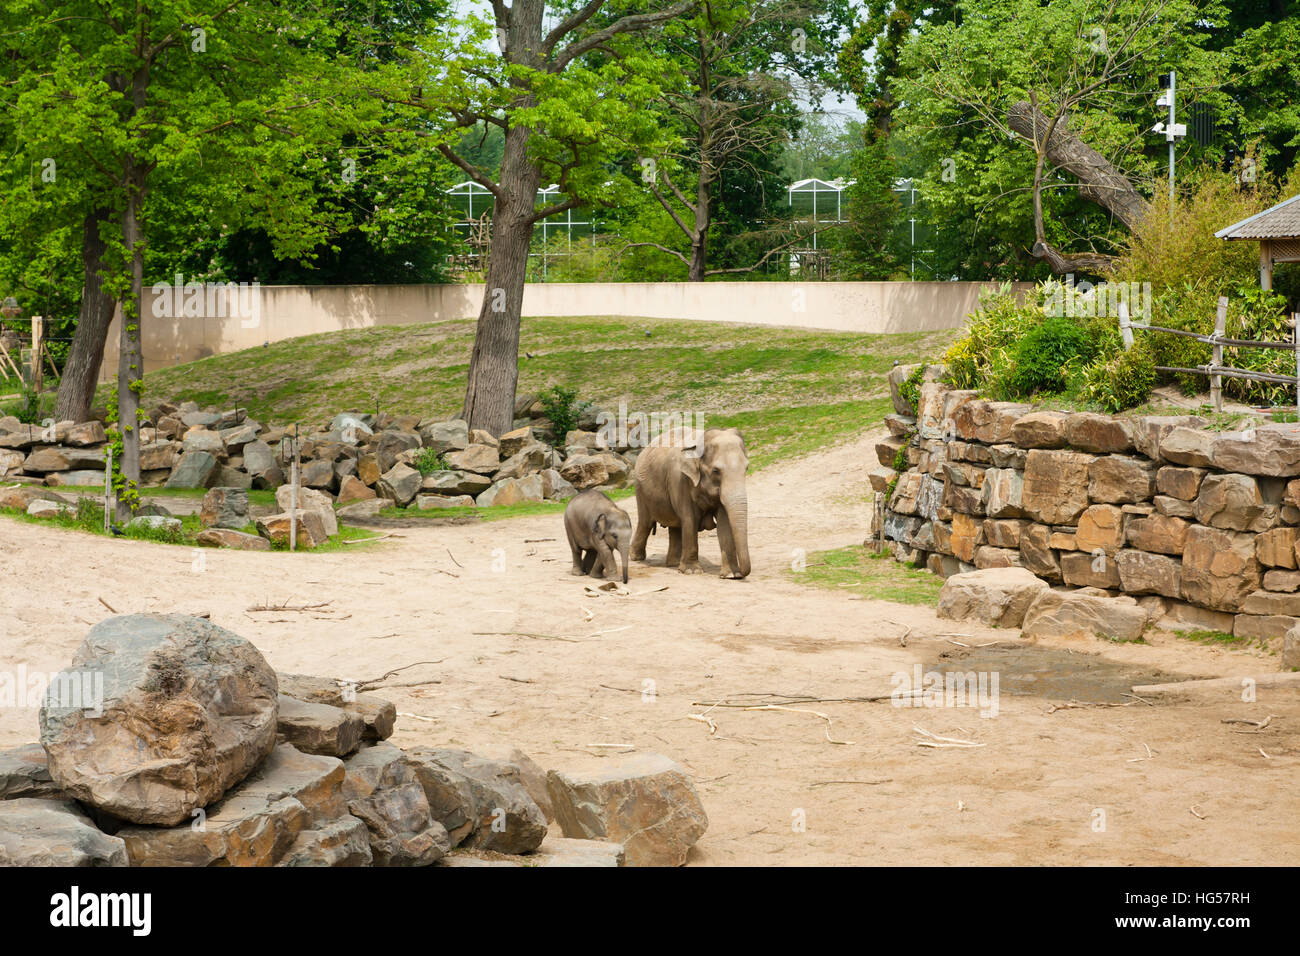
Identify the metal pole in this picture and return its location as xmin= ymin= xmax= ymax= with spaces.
xmin=1167 ymin=71 xmax=1176 ymax=209
xmin=1211 ymin=296 xmax=1226 ymax=413
xmin=1294 ymin=314 xmax=1300 ymax=413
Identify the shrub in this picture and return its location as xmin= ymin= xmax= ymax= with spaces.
xmin=0 ymin=387 xmax=45 ymax=424
xmin=941 ymin=283 xmax=1035 ymax=390
xmin=993 ymin=315 xmax=1098 ymax=399
xmin=411 ymin=447 xmax=447 ymax=476
xmin=538 ymin=385 xmax=581 ymax=442
xmin=1079 ymin=341 xmax=1157 ymax=412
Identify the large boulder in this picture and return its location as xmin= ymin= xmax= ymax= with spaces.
xmin=1194 ymin=473 xmax=1278 ymax=533
xmin=1125 ymin=513 xmax=1190 ymax=556
xmin=937 ymin=567 xmax=1049 ymax=628
xmin=1064 ymin=413 xmax=1134 ymax=454
xmin=117 ymin=743 xmax=348 ymax=866
xmin=276 ymin=673 xmax=396 ymax=741
xmin=276 ymin=695 xmax=364 ymax=758
xmin=376 ymin=463 xmax=422 ymax=507
xmin=342 ymin=744 xmax=450 ymax=866
xmin=274 ymin=485 xmax=338 ymax=536
xmin=1075 ymin=504 xmax=1125 ymax=555
xmin=1115 ymin=550 xmax=1183 ymax=599
xmin=444 ymin=443 xmax=500 ymax=475
xmin=1180 ymin=526 xmax=1261 ymax=612
xmin=1020 ymin=590 xmax=1148 ymax=641
xmin=199 ymin=487 xmax=250 ymax=530
xmin=418 ymin=419 xmax=469 ymax=454
xmin=1021 ymin=449 xmax=1093 ymax=524
xmin=1087 ymin=456 xmax=1156 ymax=504
xmin=256 ymin=509 xmax=329 ymax=549
xmin=1210 ymin=423 xmax=1300 ymax=477
xmin=0 ymin=743 xmax=58 ymax=799
xmin=406 ymin=749 xmax=547 ymax=854
xmin=195 ymin=528 xmax=271 ymax=551
xmin=165 ymin=450 xmax=219 ymax=488
xmin=0 ymin=799 xmax=128 ymax=866
xmin=546 ymin=753 xmax=708 ymax=867
xmin=38 ymin=614 xmax=280 ymax=826
xmin=475 ymin=475 xmax=545 ymax=507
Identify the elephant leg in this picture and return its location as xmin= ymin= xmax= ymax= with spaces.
xmin=678 ymin=513 xmax=702 ymax=574
xmin=567 ymin=530 xmax=586 ymax=576
xmin=665 ymin=527 xmax=682 ymax=568
xmin=588 ymin=540 xmax=615 ymax=579
xmin=631 ymin=508 xmax=651 ymax=562
xmin=581 ymin=549 xmax=597 ymax=573
xmin=716 ymin=509 xmax=737 ymax=579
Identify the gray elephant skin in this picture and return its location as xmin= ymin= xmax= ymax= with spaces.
xmin=563 ymin=489 xmax=633 ymax=584
xmin=631 ymin=428 xmax=750 ymax=578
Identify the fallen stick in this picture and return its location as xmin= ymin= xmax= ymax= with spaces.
xmin=524 ymin=538 xmax=555 ymax=543
xmin=355 ymin=660 xmax=446 ymax=692
xmin=1222 ymin=715 xmax=1276 ymax=730
xmin=744 ymin=704 xmax=854 ymax=745
xmin=913 ymin=726 xmax=984 ymax=748
xmin=431 ymin=568 xmax=460 ymax=578
xmin=498 ymin=675 xmax=535 ymax=684
xmin=445 ymin=547 xmax=463 ymax=568
xmin=472 ymin=630 xmax=581 ymax=643
xmin=808 ymin=779 xmax=892 ymax=788
xmin=396 ymin=711 xmax=437 ymax=722
xmin=1189 ymin=805 xmax=1206 ymax=820
xmin=342 ymin=532 xmax=404 ymax=545
xmin=98 ymin=597 xmax=118 ymax=614
xmin=247 ymin=600 xmax=334 ymax=613
xmin=688 ymin=713 xmax=718 ymax=735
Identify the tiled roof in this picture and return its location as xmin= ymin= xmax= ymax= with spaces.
xmin=1216 ymin=194 xmax=1300 ymax=240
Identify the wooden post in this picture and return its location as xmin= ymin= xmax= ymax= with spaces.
xmin=31 ymin=316 xmax=43 ymax=393
xmin=1211 ymin=297 xmax=1227 ymax=412
xmin=1260 ymin=240 xmax=1273 ymax=291
xmin=874 ymin=492 xmax=886 ymax=555
xmin=103 ymin=445 xmax=113 ymax=534
xmin=289 ymin=431 xmax=299 ymax=552
xmin=1294 ymin=314 xmax=1300 ymax=414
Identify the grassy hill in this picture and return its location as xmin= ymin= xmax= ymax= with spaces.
xmin=123 ymin=315 xmax=955 ymax=470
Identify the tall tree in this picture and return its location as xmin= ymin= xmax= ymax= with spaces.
xmin=2 ymin=0 xmax=371 ymax=517
xmin=395 ymin=0 xmax=693 ymax=435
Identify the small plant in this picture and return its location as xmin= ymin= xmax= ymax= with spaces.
xmin=898 ymin=364 xmax=927 ymax=411
xmin=538 ymin=384 xmax=581 ymax=442
xmin=1 ymin=387 xmax=45 ymax=424
xmin=891 ymin=445 xmax=909 ymax=472
xmin=411 ymin=447 xmax=447 ymax=476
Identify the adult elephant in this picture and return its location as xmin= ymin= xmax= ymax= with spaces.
xmin=631 ymin=427 xmax=751 ymax=578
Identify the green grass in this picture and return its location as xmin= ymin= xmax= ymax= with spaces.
xmin=1 ymin=498 xmax=382 ymax=551
xmin=788 ymin=545 xmax=945 ymax=606
xmin=383 ymin=487 xmax=635 ymax=522
xmin=110 ymin=315 xmax=954 ymax=471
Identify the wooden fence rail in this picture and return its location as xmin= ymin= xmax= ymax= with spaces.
xmin=1119 ymin=296 xmax=1300 ymax=411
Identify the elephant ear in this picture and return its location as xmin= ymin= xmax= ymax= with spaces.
xmin=679 ymin=454 xmax=703 ymax=486
xmin=593 ymin=513 xmax=608 ymax=535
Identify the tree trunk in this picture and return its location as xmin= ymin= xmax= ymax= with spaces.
xmin=115 ymin=170 xmax=145 ymax=522
xmin=461 ymin=124 xmax=541 ymax=436
xmin=54 ymin=208 xmax=116 ymax=423
xmin=1007 ymin=100 xmax=1149 ymax=230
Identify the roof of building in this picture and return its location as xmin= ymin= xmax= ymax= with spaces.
xmin=1215 ymin=193 xmax=1300 ymax=240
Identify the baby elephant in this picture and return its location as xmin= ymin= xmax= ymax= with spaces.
xmin=564 ymin=489 xmax=633 ymax=584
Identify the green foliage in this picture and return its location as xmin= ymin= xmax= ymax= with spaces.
xmin=538 ymin=385 xmax=582 ymax=443
xmin=0 ymin=387 xmax=48 ymax=424
xmin=995 ymin=315 xmax=1098 ymax=399
xmin=898 ymin=364 xmax=927 ymax=411
xmin=1079 ymin=342 xmax=1157 ymax=414
xmin=411 ymin=447 xmax=448 ymax=476
xmin=941 ymin=284 xmax=1036 ymax=390
xmin=891 ymin=444 xmax=909 ymax=473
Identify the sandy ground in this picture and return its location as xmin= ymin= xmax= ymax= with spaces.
xmin=2 ymin=432 xmax=1298 ymax=866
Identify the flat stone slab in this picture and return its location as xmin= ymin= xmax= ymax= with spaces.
xmin=276 ymin=694 xmax=364 ymax=758
xmin=0 ymin=743 xmax=58 ymax=799
xmin=0 ymin=798 xmax=128 ymax=866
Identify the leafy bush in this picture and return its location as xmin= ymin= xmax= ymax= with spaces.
xmin=538 ymin=385 xmax=581 ymax=442
xmin=941 ymin=283 xmax=1035 ymax=390
xmin=0 ymin=387 xmax=46 ymax=424
xmin=411 ymin=447 xmax=447 ymax=476
xmin=1079 ymin=342 xmax=1158 ymax=413
xmin=992 ymin=315 xmax=1098 ymax=399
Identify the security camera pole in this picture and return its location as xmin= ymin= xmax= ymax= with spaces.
xmin=1153 ymin=71 xmax=1186 ymax=214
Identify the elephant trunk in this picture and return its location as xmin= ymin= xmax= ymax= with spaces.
xmin=721 ymin=485 xmax=751 ymax=578
xmin=619 ymin=534 xmax=630 ymax=584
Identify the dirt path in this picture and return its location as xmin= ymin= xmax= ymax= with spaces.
xmin=2 ymin=432 xmax=1298 ymax=865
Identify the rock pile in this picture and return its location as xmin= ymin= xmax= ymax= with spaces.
xmin=879 ymin=364 xmax=1300 ymax=652
xmin=0 ymin=614 xmax=710 ymax=866
xmin=1 ymin=395 xmax=639 ymax=532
